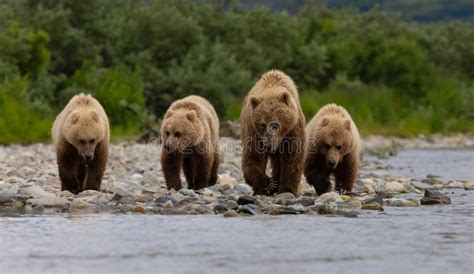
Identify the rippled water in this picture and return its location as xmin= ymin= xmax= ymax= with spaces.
xmin=1 ymin=149 xmax=473 ymax=274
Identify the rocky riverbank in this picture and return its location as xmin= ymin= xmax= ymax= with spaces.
xmin=0 ymin=137 xmax=472 ymax=217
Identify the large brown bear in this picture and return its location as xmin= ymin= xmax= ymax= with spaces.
xmin=52 ymin=93 xmax=110 ymax=194
xmin=304 ymin=104 xmax=360 ymax=195
xmin=160 ymin=95 xmax=220 ymax=190
xmin=240 ymin=70 xmax=306 ymax=195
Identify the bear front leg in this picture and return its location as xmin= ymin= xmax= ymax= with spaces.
xmin=242 ymin=150 xmax=275 ymax=195
xmin=189 ymin=152 xmax=212 ymax=190
xmin=277 ymin=152 xmax=304 ymax=195
xmin=208 ymin=149 xmax=219 ymax=187
xmin=161 ymin=152 xmax=183 ymax=190
xmin=84 ymin=141 xmax=108 ymax=191
xmin=335 ymin=152 xmax=358 ymax=193
xmin=269 ymin=154 xmax=281 ymax=195
xmin=304 ymin=154 xmax=332 ymax=195
xmin=276 ymin=136 xmax=305 ymax=195
xmin=57 ymin=145 xmax=80 ymax=194
xmin=58 ymin=165 xmax=80 ymax=194
xmin=183 ymin=156 xmax=194 ymax=189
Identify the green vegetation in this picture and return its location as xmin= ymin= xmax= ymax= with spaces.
xmin=0 ymin=0 xmax=473 ymax=143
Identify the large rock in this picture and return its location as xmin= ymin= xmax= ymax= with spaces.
xmin=384 ymin=182 xmax=406 ymax=193
xmin=20 ymin=185 xmax=56 ymax=199
xmin=27 ymin=196 xmax=70 ymax=208
xmin=316 ymin=192 xmax=342 ymax=203
xmin=420 ymin=189 xmax=451 ymax=205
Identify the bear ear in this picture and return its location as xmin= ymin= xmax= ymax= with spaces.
xmin=165 ymin=110 xmax=174 ymax=119
xmin=320 ymin=118 xmax=329 ymax=127
xmin=344 ymin=119 xmax=351 ymax=130
xmin=70 ymin=111 xmax=80 ymax=124
xmin=90 ymin=111 xmax=99 ymax=122
xmin=279 ymin=92 xmax=290 ymax=106
xmin=250 ymin=96 xmax=261 ymax=109
xmin=186 ymin=110 xmax=196 ymax=122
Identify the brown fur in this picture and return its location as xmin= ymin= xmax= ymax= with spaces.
xmin=160 ymin=95 xmax=220 ymax=190
xmin=240 ymin=70 xmax=306 ymax=195
xmin=304 ymin=104 xmax=361 ymax=195
xmin=52 ymin=93 xmax=110 ymax=194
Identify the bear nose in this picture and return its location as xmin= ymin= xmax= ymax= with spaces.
xmin=85 ymin=155 xmax=93 ymax=161
xmin=164 ymin=144 xmax=171 ymax=152
xmin=328 ymin=159 xmax=336 ymax=168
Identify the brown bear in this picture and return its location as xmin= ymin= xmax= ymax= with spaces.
xmin=240 ymin=70 xmax=306 ymax=196
xmin=304 ymin=104 xmax=361 ymax=195
xmin=52 ymin=93 xmax=110 ymax=194
xmin=160 ymin=95 xmax=220 ymax=190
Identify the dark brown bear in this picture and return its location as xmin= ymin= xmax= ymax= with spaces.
xmin=304 ymin=104 xmax=361 ymax=195
xmin=52 ymin=93 xmax=110 ymax=194
xmin=160 ymin=95 xmax=220 ymax=190
xmin=240 ymin=70 xmax=306 ymax=195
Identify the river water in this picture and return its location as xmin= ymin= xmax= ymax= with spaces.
xmin=1 ymin=149 xmax=473 ymax=274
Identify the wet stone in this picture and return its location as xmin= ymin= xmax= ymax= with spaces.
xmin=223 ymin=210 xmax=239 ymax=217
xmin=155 ymin=195 xmax=177 ymax=206
xmin=237 ymin=205 xmax=257 ymax=215
xmin=420 ymin=189 xmax=451 ymax=205
xmin=279 ymin=204 xmax=305 ymax=214
xmin=178 ymin=188 xmax=195 ymax=196
xmin=233 ymin=183 xmax=252 ymax=194
xmin=226 ymin=200 xmax=239 ymax=210
xmin=361 ymin=203 xmax=384 ymax=211
xmin=213 ymin=202 xmax=228 ymax=214
xmin=237 ymin=195 xmax=258 ymax=205
xmin=364 ymin=195 xmax=384 ymax=206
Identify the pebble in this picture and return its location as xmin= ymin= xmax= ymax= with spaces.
xmin=237 ymin=195 xmax=258 ymax=205
xmin=233 ymin=183 xmax=252 ymax=194
xmin=178 ymin=188 xmax=195 ymax=196
xmin=155 ymin=195 xmax=177 ymax=206
xmin=384 ymin=182 xmax=406 ymax=193
xmin=361 ymin=203 xmax=384 ymax=211
xmin=386 ymin=198 xmax=419 ymax=207
xmin=223 ymin=210 xmax=239 ymax=217
xmin=27 ymin=196 xmax=70 ymax=208
xmin=446 ymin=181 xmax=464 ymax=188
xmin=279 ymin=204 xmax=304 ymax=214
xmin=316 ymin=192 xmax=342 ymax=203
xmin=237 ymin=205 xmax=257 ymax=215
xmin=364 ymin=195 xmax=384 ymax=206
xmin=340 ymin=195 xmax=351 ymax=202
xmin=411 ymin=181 xmax=433 ymax=190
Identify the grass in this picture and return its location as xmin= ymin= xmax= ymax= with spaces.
xmin=1 ymin=79 xmax=473 ymax=144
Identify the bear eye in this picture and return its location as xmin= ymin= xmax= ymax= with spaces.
xmin=89 ymin=139 xmax=95 ymax=144
xmin=165 ymin=131 xmax=170 ymax=136
xmin=336 ymin=145 xmax=342 ymax=150
xmin=174 ymin=132 xmax=181 ymax=138
xmin=258 ymin=123 xmax=266 ymax=131
xmin=325 ymin=144 xmax=331 ymax=150
xmin=269 ymin=122 xmax=280 ymax=133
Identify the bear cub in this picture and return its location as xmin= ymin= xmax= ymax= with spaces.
xmin=160 ymin=95 xmax=220 ymax=190
xmin=304 ymin=104 xmax=360 ymax=195
xmin=52 ymin=93 xmax=110 ymax=194
xmin=240 ymin=70 xmax=306 ymax=195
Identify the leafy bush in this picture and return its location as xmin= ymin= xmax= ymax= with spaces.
xmin=0 ymin=0 xmax=472 ymax=143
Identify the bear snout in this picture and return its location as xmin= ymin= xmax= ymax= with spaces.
xmin=328 ymin=159 xmax=337 ymax=169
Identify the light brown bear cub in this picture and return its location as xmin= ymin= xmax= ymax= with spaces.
xmin=241 ymin=70 xmax=306 ymax=196
xmin=160 ymin=95 xmax=220 ymax=190
xmin=304 ymin=104 xmax=360 ymax=195
xmin=52 ymin=93 xmax=110 ymax=194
